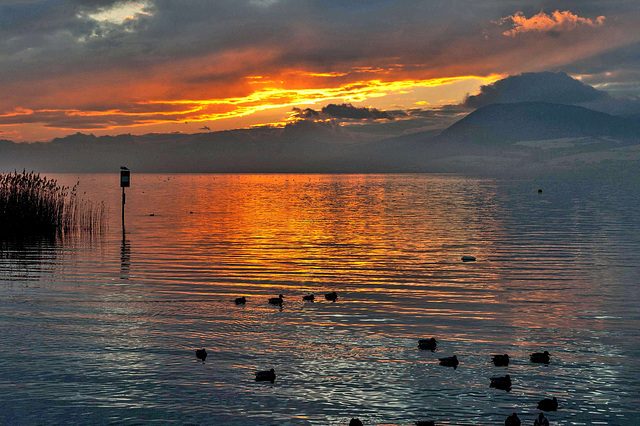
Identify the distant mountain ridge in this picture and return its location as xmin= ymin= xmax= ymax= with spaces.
xmin=438 ymin=101 xmax=640 ymax=144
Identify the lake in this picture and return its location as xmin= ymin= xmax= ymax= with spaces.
xmin=1 ymin=173 xmax=639 ymax=425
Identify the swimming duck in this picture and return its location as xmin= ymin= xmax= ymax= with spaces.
xmin=268 ymin=294 xmax=284 ymax=305
xmin=325 ymin=291 xmax=338 ymax=301
xmin=195 ymin=348 xmax=207 ymax=362
xmin=303 ymin=294 xmax=315 ymax=301
xmin=533 ymin=413 xmax=549 ymax=426
xmin=490 ymin=374 xmax=512 ymax=391
xmin=492 ymin=354 xmax=510 ymax=366
xmin=438 ymin=355 xmax=459 ymax=369
xmin=461 ymin=255 xmax=476 ymax=262
xmin=505 ymin=412 xmax=521 ymax=426
xmin=537 ymin=396 xmax=558 ymax=411
xmin=530 ymin=351 xmax=551 ymax=364
xmin=415 ymin=421 xmax=435 ymax=426
xmin=235 ymin=296 xmax=246 ymax=305
xmin=418 ymin=337 xmax=438 ymax=351
xmin=255 ymin=368 xmax=276 ymax=383
xmin=349 ymin=419 xmax=363 ymax=426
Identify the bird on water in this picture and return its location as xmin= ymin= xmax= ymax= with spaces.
xmin=534 ymin=413 xmax=549 ymax=426
xmin=268 ymin=294 xmax=284 ymax=305
xmin=303 ymin=294 xmax=315 ymax=301
xmin=325 ymin=291 xmax=338 ymax=301
xmin=537 ymin=396 xmax=558 ymax=411
xmin=492 ymin=354 xmax=510 ymax=366
xmin=255 ymin=368 xmax=276 ymax=383
xmin=439 ymin=355 xmax=459 ymax=369
xmin=418 ymin=337 xmax=438 ymax=351
xmin=490 ymin=374 xmax=512 ymax=391
xmin=235 ymin=296 xmax=246 ymax=305
xmin=530 ymin=351 xmax=551 ymax=364
xmin=195 ymin=348 xmax=207 ymax=362
xmin=505 ymin=412 xmax=521 ymax=426
xmin=349 ymin=419 xmax=363 ymax=426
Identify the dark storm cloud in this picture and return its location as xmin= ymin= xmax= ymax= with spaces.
xmin=463 ymin=72 xmax=607 ymax=108
xmin=293 ymin=103 xmax=403 ymax=121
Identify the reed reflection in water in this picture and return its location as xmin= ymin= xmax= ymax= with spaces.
xmin=0 ymin=174 xmax=638 ymax=425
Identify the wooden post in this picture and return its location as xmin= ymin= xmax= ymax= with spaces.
xmin=120 ymin=167 xmax=130 ymax=232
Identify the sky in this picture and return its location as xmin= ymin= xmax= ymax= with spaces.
xmin=1 ymin=0 xmax=639 ymax=142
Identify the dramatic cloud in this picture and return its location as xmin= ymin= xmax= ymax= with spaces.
xmin=0 ymin=1 xmax=638 ymax=141
xmin=464 ymin=72 xmax=607 ymax=109
xmin=293 ymin=103 xmax=404 ymax=121
xmin=500 ymin=10 xmax=605 ymax=36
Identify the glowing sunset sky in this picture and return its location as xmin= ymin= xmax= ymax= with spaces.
xmin=1 ymin=1 xmax=639 ymax=142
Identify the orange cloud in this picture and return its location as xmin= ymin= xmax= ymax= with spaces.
xmin=500 ymin=10 xmax=605 ymax=36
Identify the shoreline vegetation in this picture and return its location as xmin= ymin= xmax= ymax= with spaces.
xmin=0 ymin=171 xmax=107 ymax=237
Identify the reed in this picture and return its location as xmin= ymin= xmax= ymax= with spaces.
xmin=0 ymin=171 xmax=106 ymax=236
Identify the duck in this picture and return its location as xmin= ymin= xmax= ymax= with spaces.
xmin=530 ymin=351 xmax=551 ymax=364
xmin=234 ymin=296 xmax=246 ymax=305
xmin=325 ymin=291 xmax=338 ymax=301
xmin=195 ymin=348 xmax=207 ymax=362
xmin=533 ymin=413 xmax=549 ymax=426
xmin=505 ymin=412 xmax=521 ymax=426
xmin=302 ymin=294 xmax=315 ymax=301
xmin=461 ymin=255 xmax=476 ymax=262
xmin=537 ymin=396 xmax=558 ymax=411
xmin=268 ymin=294 xmax=284 ymax=305
xmin=415 ymin=421 xmax=435 ymax=426
xmin=255 ymin=368 xmax=276 ymax=383
xmin=492 ymin=354 xmax=510 ymax=366
xmin=418 ymin=337 xmax=438 ymax=351
xmin=349 ymin=419 xmax=363 ymax=426
xmin=490 ymin=374 xmax=512 ymax=391
xmin=438 ymin=355 xmax=459 ymax=369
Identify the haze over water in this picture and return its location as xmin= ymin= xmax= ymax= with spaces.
xmin=1 ymin=173 xmax=639 ymax=425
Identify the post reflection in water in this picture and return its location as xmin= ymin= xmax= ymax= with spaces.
xmin=0 ymin=174 xmax=638 ymax=425
xmin=120 ymin=231 xmax=130 ymax=280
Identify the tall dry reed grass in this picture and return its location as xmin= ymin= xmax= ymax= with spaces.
xmin=0 ymin=171 xmax=106 ymax=236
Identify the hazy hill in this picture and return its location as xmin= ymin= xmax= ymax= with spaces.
xmin=438 ymin=102 xmax=640 ymax=144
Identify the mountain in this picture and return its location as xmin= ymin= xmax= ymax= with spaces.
xmin=438 ymin=102 xmax=640 ymax=144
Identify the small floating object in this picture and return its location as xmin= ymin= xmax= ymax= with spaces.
xmin=195 ymin=348 xmax=207 ymax=362
xmin=268 ymin=294 xmax=284 ymax=305
xmin=149 ymin=213 xmax=155 ymax=216
xmin=415 ymin=421 xmax=435 ymax=426
xmin=461 ymin=256 xmax=476 ymax=262
xmin=438 ymin=355 xmax=459 ymax=369
xmin=537 ymin=396 xmax=558 ymax=411
xmin=255 ymin=368 xmax=276 ymax=383
xmin=418 ymin=337 xmax=438 ymax=352
xmin=325 ymin=291 xmax=338 ymax=302
xmin=530 ymin=351 xmax=551 ymax=364
xmin=302 ymin=294 xmax=315 ymax=301
xmin=490 ymin=374 xmax=512 ymax=391
xmin=505 ymin=412 xmax=521 ymax=426
xmin=534 ymin=413 xmax=549 ymax=426
xmin=492 ymin=354 xmax=510 ymax=366
xmin=538 ymin=188 xmax=543 ymax=193
xmin=235 ymin=296 xmax=246 ymax=305
xmin=349 ymin=419 xmax=363 ymax=426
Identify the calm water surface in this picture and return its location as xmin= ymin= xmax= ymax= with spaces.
xmin=1 ymin=174 xmax=639 ymax=425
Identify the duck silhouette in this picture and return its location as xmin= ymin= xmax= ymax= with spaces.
xmin=303 ymin=294 xmax=315 ymax=301
xmin=505 ymin=412 xmax=521 ymax=426
xmin=492 ymin=354 xmax=510 ymax=366
xmin=268 ymin=294 xmax=284 ymax=305
xmin=325 ymin=291 xmax=338 ymax=302
xmin=439 ymin=355 xmax=459 ymax=369
xmin=534 ymin=413 xmax=549 ymax=426
xmin=195 ymin=348 xmax=207 ymax=362
xmin=418 ymin=337 xmax=438 ymax=351
xmin=235 ymin=296 xmax=246 ymax=305
xmin=530 ymin=351 xmax=551 ymax=364
xmin=537 ymin=396 xmax=558 ymax=411
xmin=415 ymin=421 xmax=435 ymax=426
xmin=349 ymin=419 xmax=363 ymax=426
xmin=255 ymin=368 xmax=276 ymax=383
xmin=490 ymin=374 xmax=512 ymax=391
